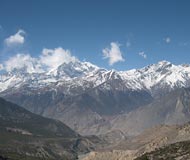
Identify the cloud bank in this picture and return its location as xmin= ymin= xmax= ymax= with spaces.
xmin=5 ymin=29 xmax=25 ymax=46
xmin=4 ymin=54 xmax=43 ymax=73
xmin=1 ymin=47 xmax=79 ymax=73
xmin=103 ymin=42 xmax=125 ymax=65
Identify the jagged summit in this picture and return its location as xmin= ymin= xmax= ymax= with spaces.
xmin=47 ymin=60 xmax=99 ymax=78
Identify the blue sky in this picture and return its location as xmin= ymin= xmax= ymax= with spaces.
xmin=0 ymin=0 xmax=190 ymax=71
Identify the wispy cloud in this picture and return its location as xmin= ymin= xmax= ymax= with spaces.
xmin=164 ymin=37 xmax=171 ymax=44
xmin=4 ymin=29 xmax=25 ymax=46
xmin=179 ymin=42 xmax=189 ymax=46
xmin=102 ymin=42 xmax=125 ymax=65
xmin=126 ymin=41 xmax=131 ymax=48
xmin=138 ymin=51 xmax=147 ymax=59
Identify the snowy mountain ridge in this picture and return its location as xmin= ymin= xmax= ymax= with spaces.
xmin=1 ymin=60 xmax=190 ymax=95
xmin=119 ymin=61 xmax=190 ymax=91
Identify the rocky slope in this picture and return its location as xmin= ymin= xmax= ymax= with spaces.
xmin=110 ymin=87 xmax=190 ymax=136
xmin=0 ymin=97 xmax=98 ymax=160
xmin=81 ymin=122 xmax=190 ymax=160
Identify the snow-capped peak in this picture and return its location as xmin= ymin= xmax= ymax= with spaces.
xmin=157 ymin=60 xmax=171 ymax=66
xmin=47 ymin=60 xmax=99 ymax=78
xmin=1 ymin=60 xmax=190 ymax=96
xmin=119 ymin=61 xmax=190 ymax=91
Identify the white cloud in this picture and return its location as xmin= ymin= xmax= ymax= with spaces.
xmin=40 ymin=47 xmax=77 ymax=70
xmin=4 ymin=54 xmax=43 ymax=73
xmin=139 ymin=51 xmax=147 ymax=59
xmin=5 ymin=29 xmax=25 ymax=46
xmin=102 ymin=42 xmax=125 ymax=65
xmin=164 ymin=37 xmax=171 ymax=44
xmin=2 ymin=47 xmax=78 ymax=73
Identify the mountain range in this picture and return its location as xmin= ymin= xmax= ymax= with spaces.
xmin=1 ymin=60 xmax=190 ymax=136
xmin=1 ymin=59 xmax=190 ymax=159
xmin=1 ymin=60 xmax=190 ymax=95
